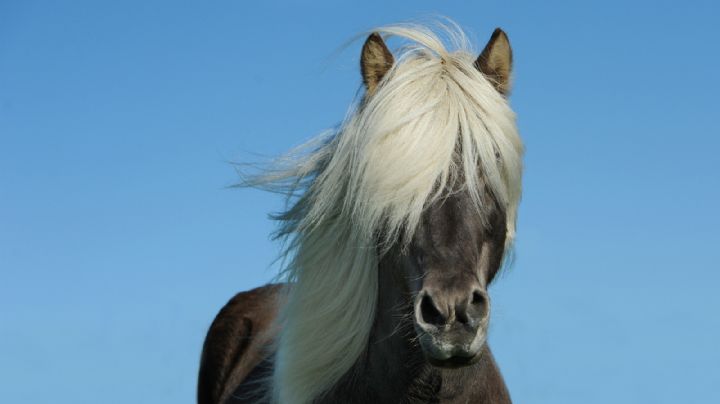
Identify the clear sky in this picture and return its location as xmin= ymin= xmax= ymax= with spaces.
xmin=1 ymin=1 xmax=718 ymax=403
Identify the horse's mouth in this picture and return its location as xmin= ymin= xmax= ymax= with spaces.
xmin=416 ymin=329 xmax=485 ymax=368
xmin=426 ymin=352 xmax=481 ymax=368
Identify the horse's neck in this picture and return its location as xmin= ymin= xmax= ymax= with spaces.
xmin=363 ymin=260 xmax=431 ymax=400
xmin=319 ymin=259 xmax=511 ymax=404
xmin=319 ymin=259 xmax=428 ymax=402
xmin=324 ymin=336 xmax=506 ymax=404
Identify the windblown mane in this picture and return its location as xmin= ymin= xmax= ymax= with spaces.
xmin=244 ymin=23 xmax=523 ymax=404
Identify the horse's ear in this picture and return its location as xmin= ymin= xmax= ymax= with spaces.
xmin=361 ymin=33 xmax=394 ymax=95
xmin=475 ymin=28 xmax=513 ymax=95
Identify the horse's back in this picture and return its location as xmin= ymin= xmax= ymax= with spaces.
xmin=197 ymin=284 xmax=283 ymax=404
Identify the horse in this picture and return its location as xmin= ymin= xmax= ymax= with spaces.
xmin=198 ymin=22 xmax=524 ymax=404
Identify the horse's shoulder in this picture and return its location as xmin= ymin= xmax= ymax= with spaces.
xmin=197 ymin=284 xmax=284 ymax=404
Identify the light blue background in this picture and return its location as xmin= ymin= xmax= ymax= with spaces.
xmin=1 ymin=1 xmax=718 ymax=403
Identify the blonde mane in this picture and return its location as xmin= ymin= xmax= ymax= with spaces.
xmin=245 ymin=22 xmax=524 ymax=404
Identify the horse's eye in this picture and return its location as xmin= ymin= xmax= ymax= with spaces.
xmin=415 ymin=253 xmax=425 ymax=266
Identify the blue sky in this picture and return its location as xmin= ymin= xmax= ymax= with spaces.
xmin=1 ymin=1 xmax=718 ymax=403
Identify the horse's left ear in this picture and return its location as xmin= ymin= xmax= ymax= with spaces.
xmin=361 ymin=33 xmax=394 ymax=95
xmin=475 ymin=28 xmax=513 ymax=95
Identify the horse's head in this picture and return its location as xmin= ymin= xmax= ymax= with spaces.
xmin=361 ymin=28 xmax=514 ymax=368
xmin=403 ymin=185 xmax=507 ymax=367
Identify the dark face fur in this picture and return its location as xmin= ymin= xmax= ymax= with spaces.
xmin=398 ymin=186 xmax=507 ymax=367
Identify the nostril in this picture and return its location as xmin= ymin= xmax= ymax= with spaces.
xmin=419 ymin=294 xmax=446 ymax=327
xmin=471 ymin=290 xmax=485 ymax=306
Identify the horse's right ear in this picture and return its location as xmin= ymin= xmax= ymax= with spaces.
xmin=361 ymin=33 xmax=394 ymax=95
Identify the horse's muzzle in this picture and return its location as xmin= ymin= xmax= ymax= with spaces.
xmin=413 ymin=286 xmax=489 ymax=367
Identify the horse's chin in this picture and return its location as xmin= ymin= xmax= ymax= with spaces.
xmin=416 ymin=329 xmax=485 ymax=369
xmin=426 ymin=352 xmax=482 ymax=368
